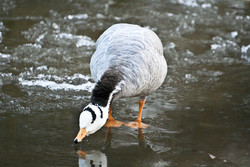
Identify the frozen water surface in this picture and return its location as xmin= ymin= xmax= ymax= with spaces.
xmin=0 ymin=0 xmax=249 ymax=166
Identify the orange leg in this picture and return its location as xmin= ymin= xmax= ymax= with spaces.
xmin=125 ymin=100 xmax=148 ymax=128
xmin=137 ymin=100 xmax=145 ymax=121
xmin=108 ymin=107 xmax=114 ymax=120
xmin=105 ymin=107 xmax=124 ymax=127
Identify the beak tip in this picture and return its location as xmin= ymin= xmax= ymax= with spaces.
xmin=74 ymin=128 xmax=87 ymax=144
xmin=74 ymin=139 xmax=78 ymax=144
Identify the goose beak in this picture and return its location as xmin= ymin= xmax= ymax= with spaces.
xmin=74 ymin=128 xmax=88 ymax=144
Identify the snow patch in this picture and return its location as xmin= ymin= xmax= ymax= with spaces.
xmin=65 ymin=14 xmax=88 ymax=20
xmin=36 ymin=32 xmax=47 ymax=43
xmin=208 ymin=153 xmax=216 ymax=159
xmin=18 ymin=73 xmax=94 ymax=92
xmin=178 ymin=0 xmax=198 ymax=7
xmin=231 ymin=31 xmax=238 ymax=38
xmin=185 ymin=74 xmax=192 ymax=79
xmin=36 ymin=65 xmax=48 ymax=71
xmin=54 ymin=33 xmax=95 ymax=47
xmin=71 ymin=73 xmax=91 ymax=81
xmin=19 ymin=78 xmax=94 ymax=92
xmin=56 ymin=33 xmax=75 ymax=39
xmin=211 ymin=44 xmax=221 ymax=50
xmin=169 ymin=42 xmax=176 ymax=49
xmin=241 ymin=44 xmax=250 ymax=54
xmin=201 ymin=3 xmax=211 ymax=8
xmin=52 ymin=23 xmax=60 ymax=30
xmin=24 ymin=43 xmax=42 ymax=48
xmin=0 ymin=73 xmax=12 ymax=77
xmin=241 ymin=44 xmax=250 ymax=62
xmin=0 ymin=53 xmax=11 ymax=58
xmin=76 ymin=36 xmax=96 ymax=48
xmin=96 ymin=13 xmax=106 ymax=19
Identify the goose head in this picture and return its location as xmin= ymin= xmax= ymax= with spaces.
xmin=74 ymin=103 xmax=109 ymax=143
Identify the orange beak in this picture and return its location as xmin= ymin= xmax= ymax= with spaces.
xmin=74 ymin=128 xmax=88 ymax=144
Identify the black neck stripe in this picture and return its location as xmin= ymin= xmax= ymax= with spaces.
xmin=97 ymin=106 xmax=103 ymax=118
xmin=91 ymin=69 xmax=122 ymax=107
xmin=84 ymin=107 xmax=96 ymax=124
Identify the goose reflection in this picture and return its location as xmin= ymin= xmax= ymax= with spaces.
xmin=77 ymin=127 xmax=162 ymax=167
xmin=77 ymin=150 xmax=107 ymax=167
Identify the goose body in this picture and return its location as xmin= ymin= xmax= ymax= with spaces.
xmin=74 ymin=23 xmax=167 ymax=143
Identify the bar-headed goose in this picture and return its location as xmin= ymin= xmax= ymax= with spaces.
xmin=74 ymin=23 xmax=167 ymax=143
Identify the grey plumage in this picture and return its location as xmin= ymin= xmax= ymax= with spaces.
xmin=90 ymin=23 xmax=167 ymax=102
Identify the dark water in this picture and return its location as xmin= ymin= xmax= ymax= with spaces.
xmin=0 ymin=0 xmax=250 ymax=166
